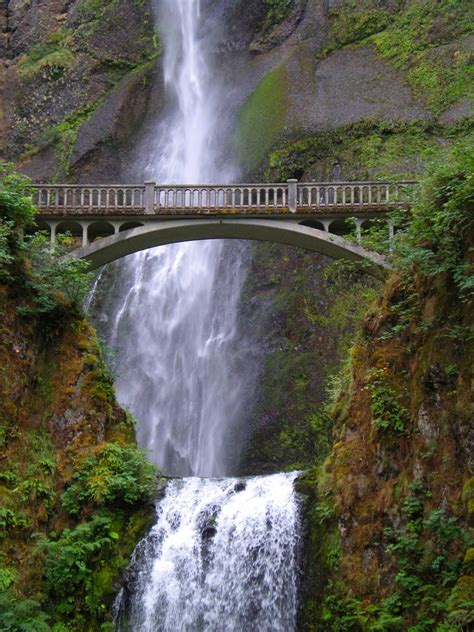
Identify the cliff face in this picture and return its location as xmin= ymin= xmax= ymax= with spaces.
xmin=1 ymin=2 xmax=472 ymax=628
xmin=238 ymin=244 xmax=380 ymax=475
xmin=296 ymin=156 xmax=474 ymax=629
xmin=3 ymin=0 xmax=472 ymax=184
xmin=1 ymin=0 xmax=158 ymax=182
xmin=233 ymin=0 xmax=473 ymax=179
xmin=0 ymin=280 xmax=155 ymax=629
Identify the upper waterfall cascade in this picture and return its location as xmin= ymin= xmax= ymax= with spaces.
xmin=91 ymin=0 xmax=254 ymax=478
xmin=87 ymin=1 xmax=302 ymax=630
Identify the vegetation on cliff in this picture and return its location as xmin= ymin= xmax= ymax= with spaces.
xmin=0 ymin=166 xmax=157 ymax=631
xmin=297 ymin=142 xmax=473 ymax=630
xmin=324 ymin=0 xmax=473 ymax=114
xmin=236 ymin=0 xmax=473 ymax=179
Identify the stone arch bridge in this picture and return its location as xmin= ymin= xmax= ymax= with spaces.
xmin=33 ymin=180 xmax=416 ymax=277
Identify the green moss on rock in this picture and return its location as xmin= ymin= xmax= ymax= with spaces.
xmin=371 ymin=0 xmax=474 ymax=114
xmin=235 ymin=65 xmax=289 ymax=173
xmin=264 ymin=120 xmax=473 ymax=181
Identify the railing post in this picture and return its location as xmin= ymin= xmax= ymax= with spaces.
xmin=144 ymin=180 xmax=155 ymax=214
xmin=287 ymin=179 xmax=298 ymax=213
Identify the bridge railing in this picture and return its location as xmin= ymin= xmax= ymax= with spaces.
xmin=32 ymin=185 xmax=146 ymax=212
xmin=153 ymin=184 xmax=289 ymax=211
xmin=32 ymin=180 xmax=417 ymax=214
xmin=297 ymin=182 xmax=414 ymax=208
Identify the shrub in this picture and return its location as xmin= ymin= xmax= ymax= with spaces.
xmin=0 ymin=165 xmax=93 ymax=317
xmin=17 ymin=233 xmax=93 ymax=317
xmin=0 ymin=592 xmax=51 ymax=632
xmin=368 ymin=368 xmax=410 ymax=435
xmin=356 ymin=140 xmax=474 ymax=302
xmin=0 ymin=222 xmax=14 ymax=280
xmin=0 ymin=163 xmax=37 ymax=231
xmin=41 ymin=516 xmax=118 ymax=613
xmin=395 ymin=141 xmax=474 ymax=300
xmin=61 ymin=443 xmax=156 ymax=515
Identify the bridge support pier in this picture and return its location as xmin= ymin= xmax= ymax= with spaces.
xmin=354 ymin=218 xmax=363 ymax=244
xmin=80 ymin=222 xmax=88 ymax=248
xmin=49 ymin=221 xmax=58 ymax=248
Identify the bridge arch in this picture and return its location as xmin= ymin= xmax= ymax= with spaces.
xmin=66 ymin=219 xmax=389 ymax=278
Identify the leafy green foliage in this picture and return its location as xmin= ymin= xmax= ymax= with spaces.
xmin=0 ymin=163 xmax=37 ymax=232
xmin=354 ymin=141 xmax=473 ymax=305
xmin=320 ymin=593 xmax=368 ymax=631
xmin=0 ymin=592 xmax=52 ymax=632
xmin=0 ymin=507 xmax=30 ymax=538
xmin=312 ymin=482 xmax=472 ymax=630
xmin=0 ymin=222 xmax=14 ymax=280
xmin=17 ymin=233 xmax=93 ymax=318
xmin=0 ymin=165 xmax=93 ymax=318
xmin=40 ymin=516 xmax=118 ymax=613
xmin=379 ymin=482 xmax=472 ymax=628
xmin=61 ymin=443 xmax=156 ymax=515
xmin=394 ymin=141 xmax=474 ymax=300
xmin=0 ymin=559 xmax=16 ymax=591
xmin=368 ymin=368 xmax=410 ymax=435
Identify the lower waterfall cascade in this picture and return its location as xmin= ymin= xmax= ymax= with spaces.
xmin=114 ymin=473 xmax=301 ymax=632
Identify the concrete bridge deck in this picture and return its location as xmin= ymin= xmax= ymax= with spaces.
xmin=32 ymin=180 xmax=416 ymax=275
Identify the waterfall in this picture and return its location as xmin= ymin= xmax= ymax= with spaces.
xmin=88 ymin=0 xmax=302 ymax=629
xmin=115 ymin=473 xmax=300 ymax=632
xmin=91 ymin=0 xmax=253 ymax=477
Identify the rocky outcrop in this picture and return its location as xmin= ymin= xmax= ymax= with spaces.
xmin=1 ymin=0 xmax=158 ymax=181
xmin=234 ymin=0 xmax=473 ymax=176
xmin=296 ymin=194 xmax=474 ymax=629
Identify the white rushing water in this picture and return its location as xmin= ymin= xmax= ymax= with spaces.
xmin=88 ymin=0 xmax=302 ymax=629
xmin=115 ymin=473 xmax=300 ymax=632
xmin=91 ymin=0 xmax=254 ymax=477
